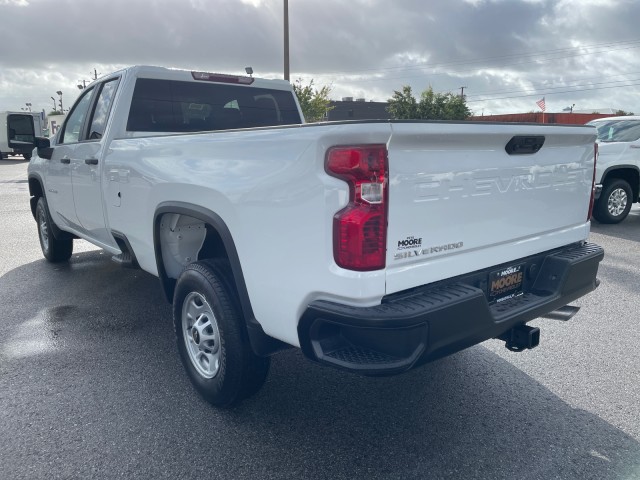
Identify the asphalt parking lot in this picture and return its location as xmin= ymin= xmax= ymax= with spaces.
xmin=1 ymin=157 xmax=639 ymax=479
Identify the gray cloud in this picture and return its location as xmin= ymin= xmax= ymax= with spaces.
xmin=1 ymin=0 xmax=639 ymax=116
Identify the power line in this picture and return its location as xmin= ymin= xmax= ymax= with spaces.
xmin=330 ymin=42 xmax=640 ymax=87
xmin=318 ymin=37 xmax=640 ymax=78
xmin=466 ymin=70 xmax=640 ymax=97
xmin=465 ymin=81 xmax=640 ymax=104
xmin=467 ymin=76 xmax=640 ymax=99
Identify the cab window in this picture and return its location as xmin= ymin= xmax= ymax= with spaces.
xmin=59 ymin=87 xmax=95 ymax=144
xmin=88 ymin=78 xmax=120 ymax=140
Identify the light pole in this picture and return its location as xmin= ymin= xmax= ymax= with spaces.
xmin=284 ymin=0 xmax=289 ymax=81
xmin=56 ymin=91 xmax=63 ymax=113
xmin=51 ymin=96 xmax=57 ymax=112
xmin=77 ymin=79 xmax=87 ymax=90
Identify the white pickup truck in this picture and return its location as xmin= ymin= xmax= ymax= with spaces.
xmin=588 ymin=116 xmax=640 ymax=223
xmin=27 ymin=66 xmax=603 ymax=407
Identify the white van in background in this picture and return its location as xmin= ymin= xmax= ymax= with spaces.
xmin=0 ymin=111 xmax=45 ymax=160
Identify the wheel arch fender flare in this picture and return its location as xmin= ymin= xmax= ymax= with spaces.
xmin=28 ymin=174 xmax=74 ymax=240
xmin=28 ymin=173 xmax=45 ymax=220
xmin=153 ymin=202 xmax=247 ymax=305
xmin=153 ymin=202 xmax=288 ymax=357
xmin=600 ymin=165 xmax=640 ymax=201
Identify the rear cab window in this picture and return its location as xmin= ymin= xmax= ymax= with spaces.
xmin=126 ymin=78 xmax=302 ymax=133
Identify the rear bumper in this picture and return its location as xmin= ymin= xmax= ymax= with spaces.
xmin=298 ymin=242 xmax=603 ymax=375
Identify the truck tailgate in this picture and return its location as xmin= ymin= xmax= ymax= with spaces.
xmin=385 ymin=122 xmax=596 ymax=294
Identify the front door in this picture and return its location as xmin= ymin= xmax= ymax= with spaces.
xmin=46 ymin=88 xmax=96 ymax=231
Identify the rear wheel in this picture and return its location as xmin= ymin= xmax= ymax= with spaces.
xmin=173 ymin=259 xmax=270 ymax=407
xmin=36 ymin=197 xmax=73 ymax=262
xmin=593 ymin=179 xmax=633 ymax=224
xmin=23 ymin=152 xmax=32 ymax=160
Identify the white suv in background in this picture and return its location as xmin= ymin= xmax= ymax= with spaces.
xmin=588 ymin=116 xmax=640 ymax=223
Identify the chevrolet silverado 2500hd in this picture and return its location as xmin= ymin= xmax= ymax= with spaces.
xmin=27 ymin=66 xmax=603 ymax=407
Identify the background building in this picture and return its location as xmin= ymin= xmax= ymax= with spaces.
xmin=327 ymin=99 xmax=389 ymax=121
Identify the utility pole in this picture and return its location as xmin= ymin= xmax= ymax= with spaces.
xmin=284 ymin=0 xmax=290 ymax=81
xmin=460 ymin=86 xmax=467 ymax=98
xmin=92 ymin=68 xmax=99 ymax=80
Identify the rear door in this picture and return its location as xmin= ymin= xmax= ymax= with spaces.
xmin=384 ymin=122 xmax=596 ymax=294
xmin=70 ymin=77 xmax=120 ymax=248
xmin=6 ymin=114 xmax=35 ymax=155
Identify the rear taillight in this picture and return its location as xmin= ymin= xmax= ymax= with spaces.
xmin=588 ymin=142 xmax=598 ymax=221
xmin=326 ymin=145 xmax=388 ymax=271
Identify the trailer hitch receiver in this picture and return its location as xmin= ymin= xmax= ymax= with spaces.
xmin=499 ymin=324 xmax=540 ymax=352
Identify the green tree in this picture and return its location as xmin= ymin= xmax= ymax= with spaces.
xmin=615 ymin=109 xmax=635 ymax=116
xmin=386 ymin=85 xmax=418 ymax=119
xmin=387 ymin=85 xmax=471 ymax=120
xmin=292 ymin=79 xmax=334 ymax=123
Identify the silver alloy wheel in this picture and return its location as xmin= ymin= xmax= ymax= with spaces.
xmin=38 ymin=208 xmax=49 ymax=251
xmin=608 ymin=187 xmax=628 ymax=217
xmin=182 ymin=291 xmax=221 ymax=379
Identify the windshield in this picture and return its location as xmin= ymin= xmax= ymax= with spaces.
xmin=588 ymin=119 xmax=640 ymax=143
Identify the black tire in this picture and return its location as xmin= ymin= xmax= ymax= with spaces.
xmin=173 ymin=259 xmax=270 ymax=407
xmin=35 ymin=197 xmax=73 ymax=262
xmin=23 ymin=152 xmax=32 ymax=160
xmin=593 ymin=178 xmax=633 ymax=224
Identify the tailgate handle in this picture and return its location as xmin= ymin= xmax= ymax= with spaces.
xmin=505 ymin=136 xmax=545 ymax=155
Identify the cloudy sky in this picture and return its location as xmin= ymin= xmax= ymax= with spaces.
xmin=1 ymin=0 xmax=640 ymax=117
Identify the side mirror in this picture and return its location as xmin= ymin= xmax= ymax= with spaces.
xmin=35 ymin=136 xmax=54 ymax=160
xmin=35 ymin=137 xmax=50 ymax=149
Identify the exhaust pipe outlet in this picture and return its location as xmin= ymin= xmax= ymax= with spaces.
xmin=541 ymin=305 xmax=580 ymax=321
xmin=499 ymin=324 xmax=540 ymax=352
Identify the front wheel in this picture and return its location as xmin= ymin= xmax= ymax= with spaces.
xmin=593 ymin=179 xmax=633 ymax=224
xmin=36 ymin=197 xmax=73 ymax=262
xmin=173 ymin=259 xmax=270 ymax=407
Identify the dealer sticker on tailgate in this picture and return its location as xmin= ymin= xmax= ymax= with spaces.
xmin=489 ymin=263 xmax=525 ymax=303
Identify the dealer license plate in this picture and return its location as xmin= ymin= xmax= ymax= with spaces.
xmin=488 ymin=263 xmax=525 ymax=304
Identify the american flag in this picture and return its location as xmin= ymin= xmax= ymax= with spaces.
xmin=536 ymin=97 xmax=546 ymax=112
